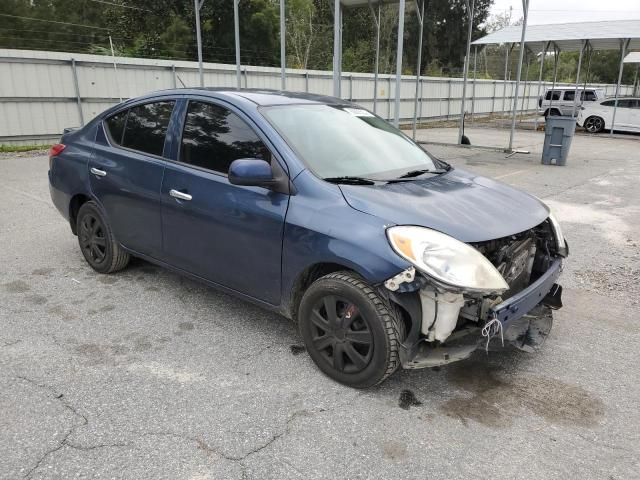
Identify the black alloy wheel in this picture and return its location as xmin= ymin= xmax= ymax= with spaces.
xmin=584 ymin=116 xmax=604 ymax=134
xmin=309 ymin=295 xmax=374 ymax=375
xmin=79 ymin=213 xmax=107 ymax=265
xmin=298 ymin=271 xmax=405 ymax=388
xmin=76 ymin=201 xmax=130 ymax=274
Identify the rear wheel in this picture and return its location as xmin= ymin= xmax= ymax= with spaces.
xmin=298 ymin=271 xmax=405 ymax=388
xmin=584 ymin=116 xmax=604 ymax=133
xmin=77 ymin=201 xmax=129 ymax=274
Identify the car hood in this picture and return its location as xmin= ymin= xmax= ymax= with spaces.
xmin=339 ymin=168 xmax=550 ymax=242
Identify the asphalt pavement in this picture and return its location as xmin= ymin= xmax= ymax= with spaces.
xmin=1 ymin=129 xmax=639 ymax=479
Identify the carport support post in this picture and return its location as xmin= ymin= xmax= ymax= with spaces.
xmin=533 ymin=41 xmax=550 ymax=130
xmin=457 ymin=0 xmax=474 ymax=145
xmin=369 ymin=1 xmax=381 ymax=114
xmin=194 ymin=0 xmax=205 ymax=87
xmin=502 ymin=44 xmax=510 ymax=114
xmin=394 ymin=0 xmax=406 ymax=127
xmin=471 ymin=45 xmax=478 ymax=123
xmin=571 ymin=40 xmax=585 ymax=118
xmin=548 ymin=44 xmax=560 ymax=115
xmin=507 ymin=0 xmax=529 ymax=153
xmin=333 ymin=0 xmax=342 ymax=97
xmin=519 ymin=50 xmax=531 ymax=120
xmin=280 ymin=0 xmax=286 ymax=90
xmin=234 ymin=0 xmax=241 ymax=89
xmin=70 ymin=58 xmax=84 ymax=127
xmin=610 ymin=38 xmax=630 ymax=137
xmin=583 ymin=43 xmax=592 ymax=93
xmin=412 ymin=0 xmax=425 ymax=140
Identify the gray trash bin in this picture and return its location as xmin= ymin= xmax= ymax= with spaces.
xmin=542 ymin=116 xmax=576 ymax=166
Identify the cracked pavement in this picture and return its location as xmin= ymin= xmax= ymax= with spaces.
xmin=1 ymin=129 xmax=639 ymax=479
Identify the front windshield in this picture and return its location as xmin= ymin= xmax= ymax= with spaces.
xmin=261 ymin=104 xmax=439 ymax=179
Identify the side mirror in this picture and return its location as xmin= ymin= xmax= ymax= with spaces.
xmin=228 ymin=159 xmax=275 ymax=187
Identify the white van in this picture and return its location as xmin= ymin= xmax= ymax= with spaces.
xmin=538 ymin=88 xmax=606 ymax=117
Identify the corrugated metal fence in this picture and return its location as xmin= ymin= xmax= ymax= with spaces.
xmin=0 ymin=49 xmax=633 ymax=145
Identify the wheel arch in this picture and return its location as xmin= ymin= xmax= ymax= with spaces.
xmin=285 ymin=261 xmax=420 ymax=348
xmin=286 ymin=262 xmax=359 ymax=321
xmin=68 ymin=193 xmax=91 ymax=235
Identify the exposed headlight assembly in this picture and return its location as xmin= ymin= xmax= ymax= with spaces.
xmin=386 ymin=226 xmax=509 ymax=293
xmin=548 ymin=213 xmax=569 ymax=257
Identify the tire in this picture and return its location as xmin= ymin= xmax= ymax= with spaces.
xmin=76 ymin=201 xmax=129 ymax=274
xmin=298 ymin=271 xmax=405 ymax=388
xmin=583 ymin=115 xmax=604 ymax=134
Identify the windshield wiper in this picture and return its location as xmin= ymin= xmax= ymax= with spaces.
xmin=323 ymin=176 xmax=376 ymax=185
xmin=395 ymin=168 xmax=448 ymax=179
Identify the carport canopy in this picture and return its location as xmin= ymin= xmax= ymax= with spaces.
xmin=624 ymin=51 xmax=640 ymax=64
xmin=472 ymin=19 xmax=640 ymax=53
xmin=471 ymin=19 xmax=640 ymax=143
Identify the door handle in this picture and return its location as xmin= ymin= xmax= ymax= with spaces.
xmin=90 ymin=167 xmax=107 ymax=177
xmin=169 ymin=189 xmax=192 ymax=201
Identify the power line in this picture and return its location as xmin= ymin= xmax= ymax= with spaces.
xmin=88 ymin=0 xmax=152 ymax=11
xmin=0 ymin=13 xmax=110 ymax=30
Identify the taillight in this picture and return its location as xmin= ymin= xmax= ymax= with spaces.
xmin=48 ymin=143 xmax=65 ymax=169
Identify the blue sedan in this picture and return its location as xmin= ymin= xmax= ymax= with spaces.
xmin=49 ymin=89 xmax=567 ymax=387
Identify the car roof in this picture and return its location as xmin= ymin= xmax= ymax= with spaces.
xmin=133 ymin=88 xmax=347 ymax=107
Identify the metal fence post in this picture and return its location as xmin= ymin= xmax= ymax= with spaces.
xmin=172 ymin=64 xmax=177 ymax=88
xmin=388 ymin=76 xmax=392 ymax=120
xmin=243 ymin=67 xmax=248 ymax=88
xmin=491 ymin=80 xmax=496 ymax=113
xmin=446 ymin=79 xmax=452 ymax=119
xmin=70 ymin=58 xmax=84 ymax=126
xmin=419 ymin=78 xmax=424 ymax=122
xmin=349 ymin=75 xmax=353 ymax=101
xmin=305 ymin=72 xmax=309 ymax=92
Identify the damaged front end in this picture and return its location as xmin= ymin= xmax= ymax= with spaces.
xmin=381 ymin=217 xmax=567 ymax=369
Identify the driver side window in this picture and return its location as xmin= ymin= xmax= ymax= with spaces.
xmin=179 ymin=101 xmax=271 ymax=175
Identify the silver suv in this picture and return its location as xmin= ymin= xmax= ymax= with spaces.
xmin=538 ymin=88 xmax=606 ymax=117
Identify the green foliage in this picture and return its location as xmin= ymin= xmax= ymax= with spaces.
xmin=0 ymin=144 xmax=47 ymax=153
xmin=1 ymin=0 xmax=491 ymax=76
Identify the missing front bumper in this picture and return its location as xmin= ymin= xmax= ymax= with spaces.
xmin=402 ymin=305 xmax=555 ymax=369
xmin=398 ymin=259 xmax=563 ymax=369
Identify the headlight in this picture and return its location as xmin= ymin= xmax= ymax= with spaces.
xmin=386 ymin=226 xmax=509 ymax=293
xmin=548 ymin=213 xmax=568 ymax=257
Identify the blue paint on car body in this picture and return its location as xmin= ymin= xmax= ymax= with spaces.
xmin=48 ymin=88 xmax=555 ymax=321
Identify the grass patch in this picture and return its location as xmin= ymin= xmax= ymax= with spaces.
xmin=0 ymin=144 xmax=50 ymax=153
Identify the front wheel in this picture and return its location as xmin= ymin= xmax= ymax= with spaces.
xmin=77 ymin=201 xmax=130 ymax=274
xmin=583 ymin=116 xmax=604 ymax=133
xmin=298 ymin=271 xmax=405 ymax=388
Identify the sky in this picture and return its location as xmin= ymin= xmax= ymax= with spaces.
xmin=490 ymin=0 xmax=640 ymax=25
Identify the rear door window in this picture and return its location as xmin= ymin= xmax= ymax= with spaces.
xmin=121 ymin=101 xmax=175 ymax=157
xmin=563 ymin=91 xmax=575 ymax=101
xmin=105 ymin=110 xmax=128 ymax=145
xmin=601 ymin=100 xmax=616 ymax=107
xmin=545 ymin=90 xmax=561 ymax=101
xmin=582 ymin=91 xmax=596 ymax=101
xmin=179 ymin=101 xmax=271 ymax=174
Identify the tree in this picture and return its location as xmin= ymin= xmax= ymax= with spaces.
xmin=286 ymin=0 xmax=316 ymax=69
